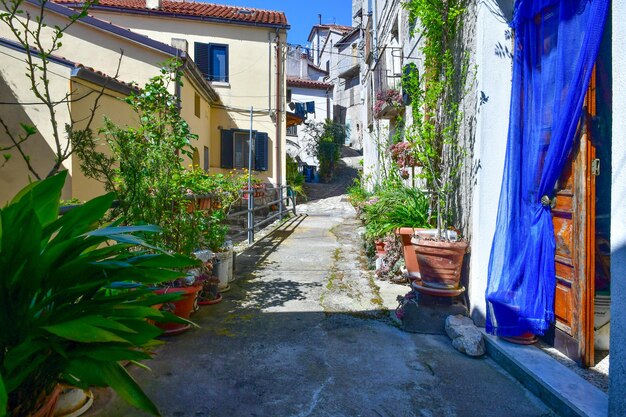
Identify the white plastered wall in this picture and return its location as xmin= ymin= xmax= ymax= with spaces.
xmin=609 ymin=0 xmax=626 ymax=413
xmin=467 ymin=2 xmax=513 ymax=325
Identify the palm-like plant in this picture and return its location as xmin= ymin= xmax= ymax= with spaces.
xmin=363 ymin=186 xmax=431 ymax=239
xmin=0 ymin=172 xmax=197 ymax=417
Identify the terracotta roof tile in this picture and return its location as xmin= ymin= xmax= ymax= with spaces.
xmin=287 ymin=77 xmax=333 ymax=90
xmin=53 ymin=0 xmax=288 ymax=27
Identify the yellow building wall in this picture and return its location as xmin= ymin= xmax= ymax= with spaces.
xmin=0 ymin=2 xmax=216 ymax=203
xmin=86 ymin=11 xmax=288 ymax=186
xmin=68 ymin=79 xmax=136 ymax=202
xmin=0 ymin=2 xmax=172 ymax=90
xmin=0 ymin=45 xmax=73 ymax=202
xmin=180 ymin=75 xmax=212 ymax=172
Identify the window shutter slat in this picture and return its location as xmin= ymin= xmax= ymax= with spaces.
xmin=254 ymin=132 xmax=269 ymax=171
xmin=194 ymin=42 xmax=209 ymax=80
xmin=220 ymin=130 xmax=234 ymax=169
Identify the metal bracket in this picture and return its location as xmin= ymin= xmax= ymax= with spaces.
xmin=591 ymin=158 xmax=601 ymax=176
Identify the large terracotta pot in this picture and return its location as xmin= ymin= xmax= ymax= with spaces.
xmin=154 ymin=285 xmax=201 ymax=336
xmin=395 ymin=228 xmax=430 ymax=279
xmin=411 ymin=237 xmax=468 ymax=289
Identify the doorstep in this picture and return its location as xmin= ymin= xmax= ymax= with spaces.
xmin=482 ymin=330 xmax=608 ymax=417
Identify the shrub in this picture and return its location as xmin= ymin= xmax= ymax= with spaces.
xmin=0 ymin=172 xmax=196 ymax=417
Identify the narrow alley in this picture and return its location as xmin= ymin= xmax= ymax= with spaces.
xmin=88 ymin=157 xmax=555 ymax=417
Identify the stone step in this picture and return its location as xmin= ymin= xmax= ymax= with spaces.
xmin=482 ymin=331 xmax=608 ymax=417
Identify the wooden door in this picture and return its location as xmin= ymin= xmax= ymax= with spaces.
xmin=550 ymin=71 xmax=597 ymax=367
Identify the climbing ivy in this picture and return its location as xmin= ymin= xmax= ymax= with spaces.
xmin=403 ymin=0 xmax=471 ymax=238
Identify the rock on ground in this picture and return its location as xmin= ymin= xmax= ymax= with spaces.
xmin=445 ymin=314 xmax=486 ymax=357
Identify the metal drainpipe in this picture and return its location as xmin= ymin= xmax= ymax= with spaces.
xmin=268 ymin=31 xmax=273 ymax=113
xmin=275 ymin=29 xmax=282 ymax=188
xmin=372 ymin=0 xmax=378 ymax=67
xmin=317 ymin=14 xmax=322 ymax=66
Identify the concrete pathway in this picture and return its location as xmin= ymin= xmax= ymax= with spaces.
xmin=88 ymin=159 xmax=556 ymax=417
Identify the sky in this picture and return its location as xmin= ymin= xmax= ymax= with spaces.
xmin=213 ymin=0 xmax=353 ymax=47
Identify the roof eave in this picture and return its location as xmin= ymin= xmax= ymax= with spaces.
xmin=71 ymin=67 xmax=137 ymax=96
xmin=180 ymin=54 xmax=221 ymax=104
xmin=28 ymin=0 xmax=179 ymax=56
xmin=63 ymin=3 xmax=290 ymax=30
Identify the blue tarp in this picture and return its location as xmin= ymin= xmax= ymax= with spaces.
xmin=485 ymin=0 xmax=609 ymax=337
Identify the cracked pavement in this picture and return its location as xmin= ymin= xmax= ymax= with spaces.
xmin=87 ymin=158 xmax=555 ymax=417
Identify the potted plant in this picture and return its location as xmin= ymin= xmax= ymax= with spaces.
xmin=404 ymin=0 xmax=470 ymax=294
xmin=362 ymin=183 xmax=431 ymax=279
xmin=0 ymin=172 xmax=196 ymax=417
xmin=197 ymin=274 xmax=222 ymax=305
xmin=374 ymin=89 xmax=405 ymax=120
xmin=154 ymin=272 xmax=202 ymax=336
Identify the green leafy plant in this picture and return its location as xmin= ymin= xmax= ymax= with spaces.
xmin=286 ymin=155 xmax=305 ymax=197
xmin=0 ymin=171 xmax=198 ymax=417
xmin=304 ymin=120 xmax=348 ymax=182
xmin=362 ymin=185 xmax=431 ymax=240
xmin=74 ymin=60 xmax=205 ymax=256
xmin=403 ymin=0 xmax=471 ymax=238
xmin=346 ymin=177 xmax=370 ymax=212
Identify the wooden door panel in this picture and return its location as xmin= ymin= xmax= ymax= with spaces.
xmin=555 ymin=282 xmax=573 ymax=331
xmin=553 ymin=156 xmax=580 ymax=341
xmin=553 ymin=217 xmax=574 ymax=259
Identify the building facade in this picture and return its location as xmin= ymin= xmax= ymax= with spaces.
xmin=53 ymin=0 xmax=289 ymax=187
xmin=0 ymin=0 xmax=218 ymax=202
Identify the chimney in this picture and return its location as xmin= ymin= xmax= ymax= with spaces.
xmin=146 ymin=0 xmax=161 ymax=10
xmin=171 ymin=38 xmax=188 ymax=54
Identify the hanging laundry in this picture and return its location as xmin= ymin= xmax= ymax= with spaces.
xmin=305 ymin=101 xmax=316 ymax=115
xmin=294 ymin=102 xmax=306 ymax=119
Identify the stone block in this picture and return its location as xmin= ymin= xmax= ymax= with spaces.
xmin=445 ymin=314 xmax=485 ymax=357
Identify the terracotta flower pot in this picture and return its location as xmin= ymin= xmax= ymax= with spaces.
xmin=154 ymin=285 xmax=201 ymax=336
xmin=501 ymin=332 xmax=538 ymax=345
xmin=374 ymin=240 xmax=387 ymax=256
xmin=395 ymin=228 xmax=430 ymax=279
xmin=198 ymin=196 xmax=212 ymax=210
xmin=411 ymin=237 xmax=468 ymax=289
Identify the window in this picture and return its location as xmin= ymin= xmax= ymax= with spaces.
xmin=287 ymin=89 xmax=292 ymax=103
xmin=287 ymin=125 xmax=298 ymax=136
xmin=194 ymin=42 xmax=229 ymax=82
xmin=346 ymin=74 xmax=359 ymax=90
xmin=220 ymin=129 xmax=269 ymax=171
xmin=194 ymin=92 xmax=200 ymax=118
xmin=233 ymin=132 xmax=250 ymax=169
xmin=204 ymin=146 xmax=209 ymax=171
xmin=192 ymin=148 xmax=200 ymax=168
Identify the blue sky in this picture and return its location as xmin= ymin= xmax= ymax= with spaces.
xmin=214 ymin=0 xmax=353 ymax=46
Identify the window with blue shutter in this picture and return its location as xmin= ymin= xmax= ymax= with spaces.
xmin=194 ymin=42 xmax=209 ymax=79
xmin=209 ymin=44 xmax=229 ymax=82
xmin=194 ymin=42 xmax=229 ymax=82
xmin=220 ymin=130 xmax=234 ymax=169
xmin=254 ymin=132 xmax=269 ymax=171
xmin=220 ymin=130 xmax=269 ymax=171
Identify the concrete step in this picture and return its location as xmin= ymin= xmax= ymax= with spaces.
xmin=482 ymin=331 xmax=608 ymax=417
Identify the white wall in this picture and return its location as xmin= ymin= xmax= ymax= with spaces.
xmin=610 ymin=1 xmax=626 ymax=413
xmin=286 ymin=87 xmax=329 ymax=167
xmin=467 ymin=2 xmax=513 ymax=325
